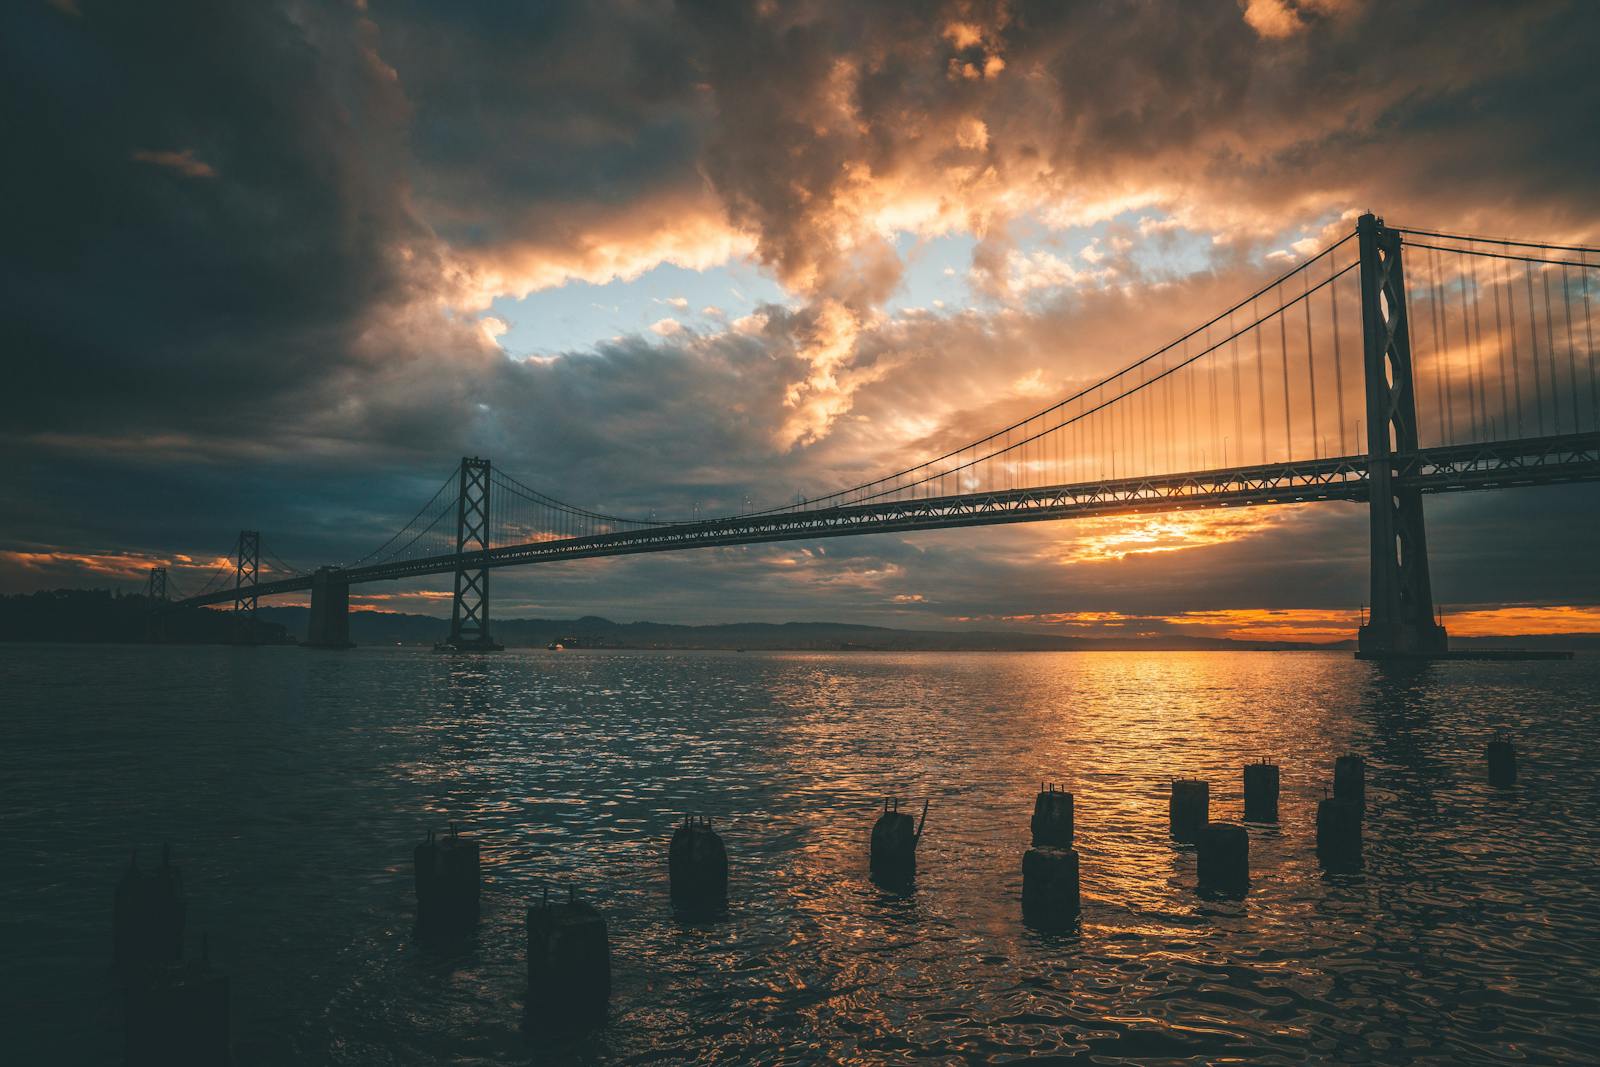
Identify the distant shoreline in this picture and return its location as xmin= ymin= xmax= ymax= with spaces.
xmin=4 ymin=590 xmax=1593 ymax=653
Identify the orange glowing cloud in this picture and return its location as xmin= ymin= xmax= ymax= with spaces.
xmin=437 ymin=193 xmax=753 ymax=315
xmin=0 ymin=550 xmax=161 ymax=581
xmin=1438 ymin=605 xmax=1600 ymax=637
xmin=1046 ymin=508 xmax=1292 ymax=564
xmin=958 ymin=603 xmax=1600 ymax=643
xmin=1165 ymin=608 xmax=1359 ymax=641
xmin=350 ymin=590 xmax=455 ymax=612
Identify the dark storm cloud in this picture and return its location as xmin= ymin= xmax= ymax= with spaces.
xmin=3 ymin=0 xmax=1598 ymax=630
xmin=1 ymin=0 xmax=430 ymax=443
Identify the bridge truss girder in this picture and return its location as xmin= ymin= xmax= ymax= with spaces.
xmin=170 ymin=431 xmax=1600 ymax=612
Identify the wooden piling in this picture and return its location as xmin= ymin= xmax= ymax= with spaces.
xmin=1196 ymin=822 xmax=1249 ymax=897
xmin=1242 ymin=762 xmax=1280 ymax=823
xmin=1168 ymin=779 xmax=1209 ymax=843
xmin=1486 ymin=732 xmax=1517 ymax=787
xmin=1021 ymin=847 xmax=1080 ymax=929
xmin=1333 ymin=755 xmax=1365 ymax=809
xmin=114 ymin=844 xmax=185 ymax=977
xmin=414 ymin=825 xmax=480 ymax=934
xmin=669 ymin=816 xmax=728 ymax=916
xmin=1030 ymin=784 xmax=1074 ymax=848
xmin=1316 ymin=796 xmax=1363 ymax=871
xmin=526 ymin=889 xmax=610 ymax=1025
xmin=870 ymin=798 xmax=927 ymax=883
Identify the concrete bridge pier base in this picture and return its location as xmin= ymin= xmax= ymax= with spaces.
xmin=305 ymin=568 xmax=354 ymax=649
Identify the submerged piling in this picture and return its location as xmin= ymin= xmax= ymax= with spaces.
xmin=1196 ymin=822 xmax=1249 ymax=897
xmin=414 ymin=824 xmax=480 ymax=934
xmin=1021 ymin=846 xmax=1080 ymax=929
xmin=1030 ymin=784 xmax=1074 ymax=848
xmin=669 ymin=816 xmax=728 ymax=916
xmin=1486 ymin=732 xmax=1517 ymax=787
xmin=1333 ymin=755 xmax=1365 ymax=809
xmin=870 ymin=798 xmax=927 ymax=883
xmin=1022 ymin=784 xmax=1079 ymax=928
xmin=114 ymin=844 xmax=185 ymax=976
xmin=1242 ymin=762 xmax=1280 ymax=823
xmin=1168 ymin=779 xmax=1209 ymax=843
xmin=526 ymin=889 xmax=610 ymax=1025
xmin=123 ymin=937 xmax=229 ymax=1067
xmin=1315 ymin=795 xmax=1363 ymax=871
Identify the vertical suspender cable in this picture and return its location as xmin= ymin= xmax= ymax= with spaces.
xmin=1456 ymin=252 xmax=1481 ymax=439
xmin=1487 ymin=255 xmax=1509 ymax=435
xmin=1229 ymin=312 xmax=1243 ymax=466
xmin=1185 ymin=342 xmax=1196 ymax=471
xmin=1468 ymin=250 xmax=1491 ymax=436
xmin=1429 ymin=246 xmax=1448 ymax=444
xmin=1526 ymin=264 xmax=1546 ymax=435
xmin=1435 ymin=246 xmax=1457 ymax=442
xmin=1330 ymin=255 xmax=1348 ymax=455
xmin=1542 ymin=269 xmax=1560 ymax=433
xmin=1582 ymin=252 xmax=1597 ymax=429
xmin=1207 ymin=323 xmax=1220 ymax=465
xmin=1278 ymin=294 xmax=1292 ymax=461
xmin=1303 ymin=268 xmax=1319 ymax=457
xmin=1499 ymin=256 xmax=1524 ymax=438
xmin=1164 ymin=353 xmax=1175 ymax=473
xmin=1254 ymin=299 xmax=1267 ymax=463
xmin=1561 ymin=265 xmax=1579 ymax=432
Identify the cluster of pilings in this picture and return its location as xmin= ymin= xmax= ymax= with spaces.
xmin=1169 ymin=758 xmax=1340 ymax=894
xmin=405 ymin=733 xmax=1532 ymax=1023
xmin=115 ymin=732 xmax=1521 ymax=1046
xmin=112 ymin=845 xmax=230 ymax=1066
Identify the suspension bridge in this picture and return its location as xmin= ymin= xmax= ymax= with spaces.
xmin=150 ymin=215 xmax=1600 ymax=658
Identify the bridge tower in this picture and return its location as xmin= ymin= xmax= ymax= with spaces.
xmin=145 ymin=565 xmax=167 ymax=603
xmin=444 ymin=456 xmax=502 ymax=651
xmin=233 ymin=529 xmax=260 ymax=644
xmin=1355 ymin=214 xmax=1448 ymax=658
xmin=144 ymin=565 xmax=167 ymax=643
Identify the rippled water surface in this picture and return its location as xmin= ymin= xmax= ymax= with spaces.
xmin=3 ymin=645 xmax=1598 ymax=1064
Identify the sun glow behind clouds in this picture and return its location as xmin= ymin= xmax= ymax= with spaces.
xmin=1047 ymin=509 xmax=1289 ymax=564
xmin=962 ymin=605 xmax=1600 ymax=642
xmin=479 ymin=207 xmax=1242 ymax=363
xmin=484 ymin=260 xmax=788 ymax=357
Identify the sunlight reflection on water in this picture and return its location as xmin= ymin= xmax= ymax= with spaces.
xmin=2 ymin=646 xmax=1597 ymax=1063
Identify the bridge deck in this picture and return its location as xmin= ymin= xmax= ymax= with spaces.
xmin=175 ymin=432 xmax=1600 ymax=608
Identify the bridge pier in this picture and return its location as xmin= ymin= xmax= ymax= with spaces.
xmin=305 ymin=568 xmax=355 ymax=649
xmin=1355 ymin=214 xmax=1449 ymax=659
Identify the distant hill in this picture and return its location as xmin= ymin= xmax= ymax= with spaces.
xmin=2 ymin=590 xmax=1592 ymax=653
xmin=256 ymin=606 xmax=1343 ymax=652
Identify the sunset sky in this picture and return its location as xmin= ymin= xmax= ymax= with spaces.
xmin=4 ymin=0 xmax=1598 ymax=642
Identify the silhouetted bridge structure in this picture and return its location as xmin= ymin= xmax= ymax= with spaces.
xmin=155 ymin=216 xmax=1600 ymax=658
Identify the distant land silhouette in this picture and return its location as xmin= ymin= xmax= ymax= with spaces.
xmin=2 ymin=588 xmax=1593 ymax=653
xmin=0 ymin=589 xmax=290 ymax=645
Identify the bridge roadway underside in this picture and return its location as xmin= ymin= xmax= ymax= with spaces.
xmin=176 ymin=431 xmax=1600 ymax=609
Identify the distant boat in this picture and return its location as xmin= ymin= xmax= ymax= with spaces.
xmin=547 ymin=641 xmax=564 ymax=651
